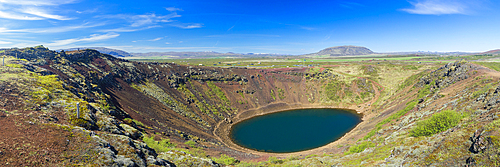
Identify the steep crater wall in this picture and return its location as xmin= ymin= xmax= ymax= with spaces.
xmin=21 ymin=48 xmax=381 ymax=157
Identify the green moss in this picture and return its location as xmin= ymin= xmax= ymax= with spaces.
xmin=270 ymin=89 xmax=276 ymax=100
xmin=277 ymin=87 xmax=286 ymax=100
xmin=472 ymin=83 xmax=493 ymax=98
xmin=345 ymin=141 xmax=374 ymax=155
xmin=410 ymin=110 xmax=461 ymax=137
xmin=417 ymin=84 xmax=431 ymax=100
xmin=6 ymin=64 xmax=24 ymax=68
xmin=124 ymin=118 xmax=145 ymax=127
xmin=207 ymin=81 xmax=231 ymax=106
xmin=324 ymin=80 xmax=344 ymax=101
xmin=485 ymin=119 xmax=500 ymax=131
xmin=213 ymin=154 xmax=239 ymax=166
xmin=143 ymin=134 xmax=176 ymax=152
xmin=267 ymin=156 xmax=284 ymax=164
xmin=342 ymin=141 xmax=394 ymax=166
xmin=360 ymin=65 xmax=378 ymax=77
xmin=184 ymin=140 xmax=197 ymax=148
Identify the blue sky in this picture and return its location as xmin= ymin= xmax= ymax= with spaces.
xmin=0 ymin=0 xmax=499 ymax=54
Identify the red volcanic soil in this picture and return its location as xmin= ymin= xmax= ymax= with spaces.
xmin=0 ymin=112 xmax=71 ymax=166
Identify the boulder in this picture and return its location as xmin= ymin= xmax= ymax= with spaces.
xmin=469 ymin=129 xmax=492 ymax=153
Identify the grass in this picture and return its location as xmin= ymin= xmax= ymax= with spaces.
xmin=410 ymin=110 xmax=461 ymax=137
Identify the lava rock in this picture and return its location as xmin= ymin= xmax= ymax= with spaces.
xmin=469 ymin=129 xmax=492 ymax=153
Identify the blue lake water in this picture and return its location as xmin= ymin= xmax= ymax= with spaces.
xmin=229 ymin=108 xmax=361 ymax=153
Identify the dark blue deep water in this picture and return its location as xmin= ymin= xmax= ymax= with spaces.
xmin=230 ymin=108 xmax=361 ymax=153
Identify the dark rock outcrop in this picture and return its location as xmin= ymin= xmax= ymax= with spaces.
xmin=469 ymin=129 xmax=492 ymax=154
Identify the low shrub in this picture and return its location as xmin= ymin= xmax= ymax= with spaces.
xmin=410 ymin=110 xmax=461 ymax=137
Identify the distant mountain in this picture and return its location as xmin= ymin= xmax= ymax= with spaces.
xmin=64 ymin=47 xmax=133 ymax=57
xmin=481 ymin=49 xmax=500 ymax=55
xmin=381 ymin=51 xmax=473 ymax=56
xmin=306 ymin=46 xmax=374 ymax=57
xmin=131 ymin=51 xmax=241 ymax=58
xmin=129 ymin=51 xmax=287 ymax=59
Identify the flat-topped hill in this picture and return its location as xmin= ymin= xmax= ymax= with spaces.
xmin=311 ymin=45 xmax=374 ymax=57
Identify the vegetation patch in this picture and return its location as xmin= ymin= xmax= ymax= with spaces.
xmin=476 ymin=62 xmax=500 ymax=72
xmin=277 ymin=87 xmax=286 ymax=100
xmin=345 ymin=141 xmax=374 ymax=155
xmin=417 ymin=82 xmax=432 ymax=100
xmin=184 ymin=140 xmax=197 ymax=148
xmin=410 ymin=110 xmax=461 ymax=137
xmin=399 ymin=71 xmax=426 ymax=90
xmin=270 ymin=89 xmax=276 ymax=100
xmin=364 ymin=101 xmax=418 ymax=140
xmin=213 ymin=154 xmax=239 ymax=166
xmin=207 ymin=81 xmax=231 ymax=106
xmin=5 ymin=64 xmax=24 ymax=68
xmin=123 ymin=118 xmax=145 ymax=127
xmin=324 ymin=80 xmax=345 ymax=101
xmin=143 ymin=134 xmax=177 ymax=152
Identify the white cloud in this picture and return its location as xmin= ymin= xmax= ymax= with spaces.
xmin=227 ymin=25 xmax=235 ymax=31
xmin=0 ymin=0 xmax=77 ymax=6
xmin=148 ymin=37 xmax=163 ymax=41
xmin=401 ymin=0 xmax=467 ymax=15
xmin=0 ymin=40 xmax=12 ymax=44
xmin=47 ymin=33 xmax=119 ymax=47
xmin=165 ymin=42 xmax=171 ymax=44
xmin=0 ymin=10 xmax=43 ymax=20
xmin=339 ymin=2 xmax=365 ymax=9
xmin=22 ymin=7 xmax=74 ymax=20
xmin=95 ymin=7 xmax=202 ymax=32
xmin=104 ymin=45 xmax=217 ymax=51
xmin=99 ymin=13 xmax=180 ymax=28
xmin=170 ymin=23 xmax=203 ymax=29
xmin=0 ymin=23 xmax=104 ymax=34
xmin=165 ymin=7 xmax=183 ymax=12
xmin=99 ymin=25 xmax=161 ymax=32
xmin=76 ymin=8 xmax=98 ymax=14
xmin=0 ymin=0 xmax=77 ymax=20
xmin=205 ymin=34 xmax=280 ymax=38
